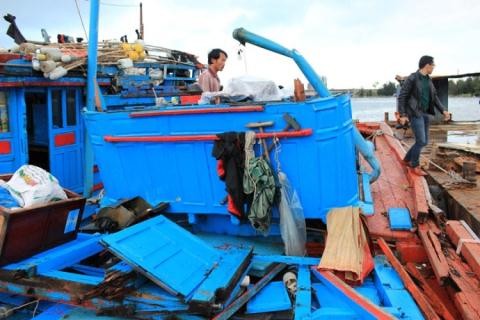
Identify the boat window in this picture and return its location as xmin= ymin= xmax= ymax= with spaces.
xmin=66 ymin=89 xmax=76 ymax=126
xmin=0 ymin=91 xmax=9 ymax=133
xmin=51 ymin=90 xmax=63 ymax=128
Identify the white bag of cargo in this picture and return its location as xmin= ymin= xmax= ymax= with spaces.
xmin=4 ymin=165 xmax=67 ymax=208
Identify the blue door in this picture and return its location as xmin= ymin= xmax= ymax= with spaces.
xmin=0 ymin=88 xmax=27 ymax=175
xmin=101 ymin=215 xmax=221 ymax=298
xmin=47 ymin=88 xmax=84 ymax=193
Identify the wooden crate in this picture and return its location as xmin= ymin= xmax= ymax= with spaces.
xmin=0 ymin=175 xmax=86 ymax=266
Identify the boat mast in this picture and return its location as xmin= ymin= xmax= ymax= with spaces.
xmin=140 ymin=2 xmax=144 ymax=39
xmin=84 ymin=0 xmax=100 ymax=196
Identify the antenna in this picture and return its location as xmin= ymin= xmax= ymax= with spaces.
xmin=140 ymin=2 xmax=144 ymax=40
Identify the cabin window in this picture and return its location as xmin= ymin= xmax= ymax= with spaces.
xmin=0 ymin=91 xmax=9 ymax=133
xmin=66 ymin=89 xmax=76 ymax=126
xmin=51 ymin=90 xmax=63 ymax=128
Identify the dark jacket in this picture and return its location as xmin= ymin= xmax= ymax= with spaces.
xmin=398 ymin=71 xmax=445 ymax=118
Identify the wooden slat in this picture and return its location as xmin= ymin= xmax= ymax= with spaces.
xmin=377 ymin=238 xmax=440 ymax=320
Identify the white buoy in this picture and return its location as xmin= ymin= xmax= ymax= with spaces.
xmin=61 ymin=55 xmax=73 ymax=63
xmin=49 ymin=66 xmax=68 ymax=80
xmin=40 ymin=47 xmax=62 ymax=61
xmin=40 ymin=60 xmax=57 ymax=73
xmin=118 ymin=58 xmax=134 ymax=69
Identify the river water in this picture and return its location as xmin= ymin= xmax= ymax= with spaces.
xmin=351 ymin=96 xmax=480 ymax=146
xmin=351 ymin=96 xmax=480 ymax=122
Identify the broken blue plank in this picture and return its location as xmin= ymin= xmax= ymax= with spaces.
xmin=40 ymin=270 xmax=102 ymax=285
xmin=253 ymin=255 xmax=320 ymax=265
xmin=126 ymin=282 xmax=189 ymax=313
xmin=31 ymin=303 xmax=76 ymax=319
xmin=246 ymin=281 xmax=291 ymax=314
xmin=0 ymin=277 xmax=187 ymax=314
xmin=221 ymin=260 xmax=253 ymax=311
xmin=106 ymin=261 xmax=134 ymax=274
xmin=101 ymin=215 xmax=221 ymax=297
xmin=310 ymin=307 xmax=357 ymax=319
xmin=250 ymin=255 xmax=320 ymax=278
xmin=70 ymin=264 xmax=105 ymax=278
xmin=190 ymin=247 xmax=252 ymax=310
xmin=311 ymin=269 xmax=395 ymax=320
xmin=3 ymin=233 xmax=104 ymax=276
xmin=373 ymin=256 xmax=423 ymax=319
xmin=312 ymin=283 xmax=350 ymax=309
xmin=294 ymin=265 xmax=311 ymax=320
xmin=360 ymin=172 xmax=374 ymax=215
xmin=212 ymin=263 xmax=286 ymax=320
xmin=388 ymin=208 xmax=413 ymax=230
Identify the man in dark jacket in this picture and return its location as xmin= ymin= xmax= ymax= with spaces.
xmin=398 ymin=55 xmax=451 ymax=176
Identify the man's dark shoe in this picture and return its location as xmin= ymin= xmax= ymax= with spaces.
xmin=402 ymin=158 xmax=412 ymax=167
xmin=411 ymin=167 xmax=427 ymax=176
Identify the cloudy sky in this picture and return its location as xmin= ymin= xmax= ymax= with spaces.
xmin=1 ymin=0 xmax=479 ymax=89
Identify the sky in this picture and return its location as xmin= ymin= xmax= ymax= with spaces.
xmin=1 ymin=0 xmax=479 ymax=89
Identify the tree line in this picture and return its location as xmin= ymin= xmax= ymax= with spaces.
xmin=353 ymin=76 xmax=480 ymax=97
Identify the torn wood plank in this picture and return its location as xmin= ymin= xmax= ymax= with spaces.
xmin=377 ymin=238 xmax=440 ymax=320
xmin=405 ymin=263 xmax=456 ymax=320
xmin=189 ymin=248 xmax=252 ymax=314
xmin=212 ymin=263 xmax=286 ymax=320
xmin=418 ymin=227 xmax=449 ymax=284
xmin=311 ymin=269 xmax=394 ymax=320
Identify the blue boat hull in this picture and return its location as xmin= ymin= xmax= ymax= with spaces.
xmin=85 ymin=93 xmax=362 ymax=225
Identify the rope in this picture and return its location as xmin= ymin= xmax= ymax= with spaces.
xmin=74 ymin=0 xmax=89 ymax=40
xmin=244 ymin=131 xmax=256 ymax=170
xmin=273 ymin=136 xmax=282 ymax=172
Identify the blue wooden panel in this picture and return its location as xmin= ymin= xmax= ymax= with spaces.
xmin=190 ymin=248 xmax=252 ymax=307
xmin=294 ymin=265 xmax=311 ymax=320
xmin=32 ymin=304 xmax=76 ymax=320
xmin=310 ymin=307 xmax=356 ymax=319
xmin=101 ymin=215 xmax=221 ymax=297
xmin=246 ymin=281 xmax=291 ymax=314
xmin=373 ymin=256 xmax=423 ymax=319
xmin=312 ymin=283 xmax=350 ymax=309
xmin=388 ymin=207 xmax=413 ymax=230
xmin=3 ymin=233 xmax=104 ymax=275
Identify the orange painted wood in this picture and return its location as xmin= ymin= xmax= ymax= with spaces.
xmin=104 ymin=128 xmax=312 ymax=143
xmin=54 ymin=132 xmax=75 ymax=147
xmin=446 ymin=220 xmax=474 ymax=247
xmin=377 ymin=237 xmax=440 ymax=320
xmin=405 ymin=263 xmax=456 ymax=320
xmin=396 ymin=240 xmax=428 ymax=263
xmin=0 ymin=141 xmax=11 ymax=154
xmin=360 ymin=123 xmax=416 ymax=241
xmin=316 ymin=270 xmax=395 ymax=320
xmin=442 ymin=246 xmax=480 ymax=319
xmin=460 ymin=242 xmax=480 ymax=276
xmin=418 ymin=226 xmax=449 ymax=284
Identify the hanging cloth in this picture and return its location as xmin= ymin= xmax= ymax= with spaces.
xmin=212 ymin=132 xmax=247 ymax=218
xmin=244 ymin=151 xmax=276 ymax=234
xmin=317 ymin=206 xmax=374 ymax=284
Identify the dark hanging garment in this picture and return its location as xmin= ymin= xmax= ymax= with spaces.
xmin=4 ymin=14 xmax=26 ymax=44
xmin=212 ymin=132 xmax=248 ymax=218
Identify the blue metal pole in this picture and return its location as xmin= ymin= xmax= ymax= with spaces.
xmin=83 ymin=0 xmax=100 ymax=197
xmin=87 ymin=0 xmax=99 ymax=111
xmin=232 ymin=28 xmax=330 ymax=98
xmin=352 ymin=127 xmax=381 ymax=182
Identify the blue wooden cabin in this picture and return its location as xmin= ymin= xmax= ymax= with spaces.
xmin=0 ymin=55 xmax=200 ymax=194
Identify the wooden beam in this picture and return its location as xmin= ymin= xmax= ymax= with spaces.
xmin=377 ymin=238 xmax=440 ymax=320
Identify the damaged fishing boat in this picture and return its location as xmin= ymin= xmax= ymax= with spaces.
xmin=0 ymin=0 xmax=479 ymax=319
